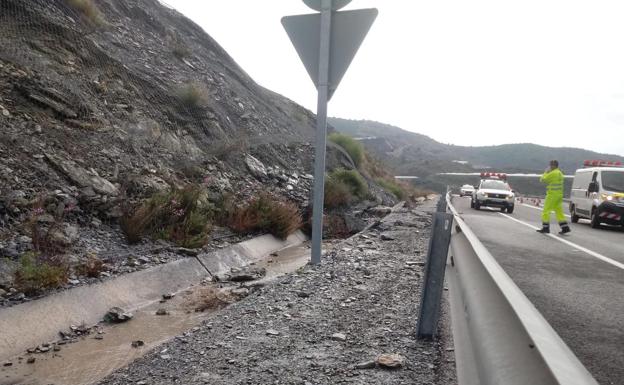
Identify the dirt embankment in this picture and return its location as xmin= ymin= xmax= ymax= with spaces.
xmin=99 ymin=200 xmax=456 ymax=385
xmin=0 ymin=0 xmax=399 ymax=307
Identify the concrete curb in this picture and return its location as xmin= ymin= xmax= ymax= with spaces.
xmin=198 ymin=231 xmax=307 ymax=275
xmin=0 ymin=230 xmax=307 ymax=361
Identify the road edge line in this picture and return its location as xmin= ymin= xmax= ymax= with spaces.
xmin=520 ymin=203 xmax=571 ymax=218
xmin=498 ymin=213 xmax=624 ymax=270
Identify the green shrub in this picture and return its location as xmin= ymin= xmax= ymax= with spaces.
xmin=324 ymin=176 xmax=353 ymax=208
xmin=376 ymin=178 xmax=406 ymax=200
xmin=324 ymin=169 xmax=369 ymax=208
xmin=328 ymin=132 xmax=364 ymax=167
xmin=228 ymin=193 xmax=302 ymax=239
xmin=121 ymin=186 xmax=212 ymax=248
xmin=376 ymin=177 xmax=432 ymax=204
xmin=67 ymin=0 xmax=103 ymax=25
xmin=330 ymin=169 xmax=368 ymax=199
xmin=362 ymin=153 xmax=391 ymax=179
xmin=14 ymin=253 xmax=68 ymax=295
xmin=176 ymin=82 xmax=209 ymax=110
xmin=172 ymin=43 xmax=191 ymax=59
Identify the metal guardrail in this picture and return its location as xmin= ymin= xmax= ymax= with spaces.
xmin=416 ymin=199 xmax=453 ymax=339
xmin=445 ymin=194 xmax=598 ymax=385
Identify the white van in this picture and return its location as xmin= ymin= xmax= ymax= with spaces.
xmin=569 ymin=161 xmax=624 ymax=228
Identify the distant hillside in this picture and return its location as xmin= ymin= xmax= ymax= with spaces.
xmin=329 ymin=118 xmax=624 ymax=176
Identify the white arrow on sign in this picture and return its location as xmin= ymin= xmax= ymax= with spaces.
xmin=281 ymin=8 xmax=378 ymax=100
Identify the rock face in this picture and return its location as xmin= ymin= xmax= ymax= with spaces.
xmin=0 ymin=260 xmax=17 ymax=289
xmin=0 ymin=0 xmax=322 ymax=208
xmin=0 ymin=0 xmax=397 ymax=300
xmin=0 ymin=0 xmax=320 ymax=296
xmin=45 ymin=154 xmax=119 ymax=196
xmin=245 ymin=155 xmax=267 ymax=179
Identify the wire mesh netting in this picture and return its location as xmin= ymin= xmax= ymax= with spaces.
xmin=0 ymin=1 xmax=318 ymax=383
xmin=0 ymin=0 xmax=315 ymax=178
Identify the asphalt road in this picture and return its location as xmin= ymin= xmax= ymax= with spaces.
xmin=451 ymin=196 xmax=623 ymax=385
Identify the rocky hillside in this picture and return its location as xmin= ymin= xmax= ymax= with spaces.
xmin=0 ymin=0 xmax=319 ymax=207
xmin=329 ymin=118 xmax=624 ymax=176
xmin=0 ymin=0 xmax=398 ymax=303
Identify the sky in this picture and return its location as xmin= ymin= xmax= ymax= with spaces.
xmin=163 ymin=0 xmax=624 ymax=156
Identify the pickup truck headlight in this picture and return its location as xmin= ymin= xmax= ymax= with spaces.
xmin=601 ymin=194 xmax=614 ymax=202
xmin=506 ymin=194 xmax=515 ymax=200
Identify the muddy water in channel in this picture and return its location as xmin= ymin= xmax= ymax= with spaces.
xmin=1 ymin=243 xmax=311 ymax=385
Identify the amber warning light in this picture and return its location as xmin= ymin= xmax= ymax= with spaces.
xmin=480 ymin=172 xmax=507 ymax=180
xmin=583 ymin=160 xmax=623 ymax=167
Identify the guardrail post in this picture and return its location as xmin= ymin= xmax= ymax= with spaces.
xmin=436 ymin=196 xmax=447 ymax=213
xmin=416 ymin=209 xmax=453 ymax=339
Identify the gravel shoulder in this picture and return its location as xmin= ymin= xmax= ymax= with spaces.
xmin=99 ymin=200 xmax=456 ymax=385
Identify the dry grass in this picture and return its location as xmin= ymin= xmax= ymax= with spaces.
xmin=324 ymin=176 xmax=353 ymax=208
xmin=328 ymin=132 xmax=364 ymax=167
xmin=75 ymin=254 xmax=105 ymax=278
xmin=28 ymin=197 xmax=70 ymax=259
xmin=375 ymin=177 xmax=432 ymax=205
xmin=176 ymin=82 xmax=209 ymax=110
xmin=30 ymin=221 xmax=68 ymax=261
xmin=359 ymin=150 xmax=434 ymax=203
xmin=210 ymin=137 xmax=250 ymax=161
xmin=361 ymin=152 xmax=392 ymax=179
xmin=376 ymin=178 xmax=407 ymax=200
xmin=172 ymin=42 xmax=191 ymax=59
xmin=121 ymin=186 xmax=212 ymax=248
xmin=175 ymin=158 xmax=205 ymax=180
xmin=19 ymin=200 xmax=71 ymax=293
xmin=324 ymin=169 xmax=369 ymax=209
xmin=330 ymin=169 xmax=368 ymax=199
xmin=14 ymin=252 xmax=68 ymax=295
xmin=324 ymin=214 xmax=350 ymax=239
xmin=67 ymin=0 xmax=103 ymax=25
xmin=227 ymin=193 xmax=302 ymax=240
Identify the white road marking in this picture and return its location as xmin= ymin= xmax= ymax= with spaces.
xmin=520 ymin=203 xmax=571 ymax=218
xmin=498 ymin=213 xmax=624 ymax=270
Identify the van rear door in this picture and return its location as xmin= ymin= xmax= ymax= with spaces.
xmin=572 ymin=170 xmax=592 ymax=217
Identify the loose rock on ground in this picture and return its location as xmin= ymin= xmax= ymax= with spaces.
xmin=99 ymin=200 xmax=456 ymax=385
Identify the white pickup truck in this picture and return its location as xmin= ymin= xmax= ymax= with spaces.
xmin=471 ymin=174 xmax=515 ymax=213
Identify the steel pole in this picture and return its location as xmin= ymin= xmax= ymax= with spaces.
xmin=310 ymin=0 xmax=332 ymax=264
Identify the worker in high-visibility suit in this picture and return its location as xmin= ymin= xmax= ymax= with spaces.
xmin=538 ymin=160 xmax=571 ymax=234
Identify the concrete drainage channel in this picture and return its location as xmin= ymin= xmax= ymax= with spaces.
xmin=0 ymin=231 xmax=309 ymax=385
